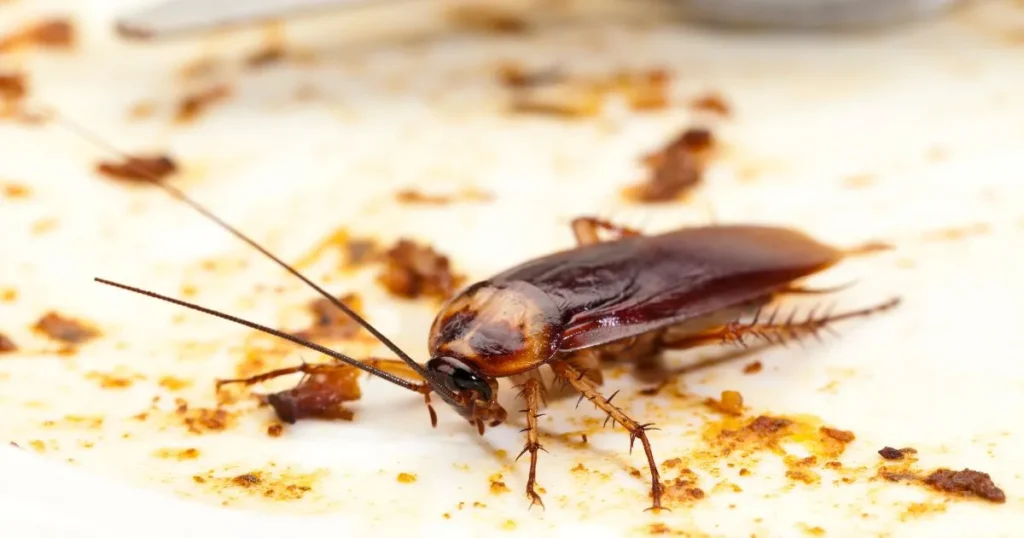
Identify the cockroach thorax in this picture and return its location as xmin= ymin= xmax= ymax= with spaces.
xmin=428 ymin=281 xmax=562 ymax=378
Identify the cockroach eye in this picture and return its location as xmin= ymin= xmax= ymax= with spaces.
xmin=426 ymin=356 xmax=493 ymax=402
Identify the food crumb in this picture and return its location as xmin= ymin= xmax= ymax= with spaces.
xmin=86 ymin=371 xmax=134 ymax=389
xmin=177 ymin=403 xmax=235 ymax=434
xmin=820 ymin=427 xmax=855 ymax=443
xmin=96 ymin=154 xmax=178 ymax=183
xmin=878 ymin=446 xmax=916 ymax=460
xmin=501 ymin=520 xmax=517 ymax=531
xmin=690 ymin=92 xmax=731 ymax=116
xmin=153 ymin=447 xmax=200 ymax=461
xmin=624 ymin=127 xmax=716 ymax=203
xmin=246 ymin=45 xmax=286 ymax=68
xmin=378 ymin=239 xmax=464 ymax=301
xmin=443 ymin=513 xmax=451 ymax=519
xmin=0 ymin=18 xmax=75 ymax=52
xmin=266 ymin=423 xmax=284 ymax=437
xmin=446 ymin=5 xmax=529 ymax=34
xmin=923 ymin=468 xmax=1005 ymax=503
xmin=233 ymin=473 xmax=262 ymax=487
xmin=259 ymin=364 xmax=362 ymax=424
xmin=742 ymin=361 xmax=762 ymax=374
xmin=158 ymin=376 xmax=191 ymax=391
xmin=394 ymin=188 xmax=493 ymax=205
xmin=489 ymin=473 xmax=511 ymax=494
xmin=0 ymin=333 xmax=17 ymax=353
xmin=175 ymin=84 xmax=232 ymax=123
xmin=32 ymin=311 xmax=100 ymax=344
xmin=3 ymin=183 xmax=30 ymax=198
xmin=708 ymin=390 xmax=744 ymax=416
xmin=397 ymin=472 xmax=417 ymax=483
xmin=292 ymin=293 xmax=364 ymax=341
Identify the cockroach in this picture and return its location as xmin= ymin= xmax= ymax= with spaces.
xmin=58 ymin=118 xmax=899 ymax=511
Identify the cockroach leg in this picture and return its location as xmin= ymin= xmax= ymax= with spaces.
xmin=516 ymin=377 xmax=546 ymax=509
xmin=663 ymin=296 xmax=901 ymax=350
xmin=550 ymin=361 xmax=665 ymax=511
xmin=571 ymin=217 xmax=643 ymax=246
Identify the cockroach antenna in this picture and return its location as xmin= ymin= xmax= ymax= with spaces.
xmin=42 ymin=108 xmax=462 ymax=406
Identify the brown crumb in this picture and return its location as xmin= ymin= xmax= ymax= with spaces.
xmin=262 ymin=364 xmax=362 ymax=424
xmin=820 ymin=427 xmax=855 ymax=443
xmin=0 ymin=73 xmax=27 ymax=102
xmin=489 ymin=473 xmax=511 ymax=494
xmin=495 ymin=62 xmax=561 ymax=88
xmin=624 ymin=127 xmax=716 ymax=203
xmin=32 ymin=311 xmax=100 ymax=344
xmin=232 ymin=472 xmax=262 ymax=487
xmin=292 ymin=293 xmax=363 ymax=341
xmin=614 ymin=69 xmax=671 ymax=111
xmin=397 ymin=472 xmax=417 ymax=483
xmin=177 ymin=403 xmax=235 ymax=434
xmin=377 ymin=239 xmax=464 ymax=301
xmin=96 ymin=154 xmax=178 ymax=183
xmin=394 ymin=188 xmax=493 ymax=205
xmin=266 ymin=423 xmax=284 ymax=437
xmin=0 ymin=333 xmax=16 ymax=353
xmin=446 ymin=5 xmax=529 ymax=34
xmin=3 ymin=183 xmax=30 ymax=198
xmin=0 ymin=18 xmax=75 ymax=52
xmin=743 ymin=361 xmax=762 ymax=374
xmin=86 ymin=371 xmax=134 ymax=389
xmin=690 ymin=92 xmax=731 ymax=116
xmin=923 ymin=468 xmax=1005 ymax=503
xmin=707 ymin=390 xmax=744 ymax=416
xmin=158 ymin=376 xmax=191 ymax=391
xmin=878 ymin=446 xmax=916 ymax=460
xmin=246 ymin=45 xmax=286 ymax=68
xmin=175 ymin=84 xmax=232 ymax=123
xmin=662 ymin=468 xmax=705 ymax=505
xmin=153 ymin=447 xmax=200 ymax=461
xmin=1 ymin=289 xmax=16 ymax=302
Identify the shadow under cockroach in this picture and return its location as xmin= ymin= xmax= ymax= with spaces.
xmin=54 ymin=116 xmax=900 ymax=512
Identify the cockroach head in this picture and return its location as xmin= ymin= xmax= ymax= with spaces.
xmin=425 ymin=355 xmax=504 ymax=424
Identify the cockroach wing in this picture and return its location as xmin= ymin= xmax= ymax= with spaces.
xmin=490 ymin=225 xmax=843 ymax=352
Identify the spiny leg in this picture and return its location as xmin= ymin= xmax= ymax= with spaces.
xmin=550 ymin=360 xmax=665 ymax=511
xmin=516 ymin=378 xmax=546 ymax=509
xmin=571 ymin=217 xmax=643 ymax=246
xmin=663 ymin=296 xmax=901 ymax=350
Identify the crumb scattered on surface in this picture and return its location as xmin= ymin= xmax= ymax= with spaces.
xmin=661 ymin=467 xmax=705 ymax=506
xmin=624 ymin=127 xmax=716 ymax=203
xmin=0 ymin=333 xmax=16 ymax=353
xmin=446 ymin=5 xmax=529 ymax=33
xmin=266 ymin=423 xmax=284 ymax=437
xmin=96 ymin=154 xmax=178 ymax=183
xmin=707 ymin=390 xmax=744 ymax=416
xmin=0 ymin=73 xmax=28 ymax=113
xmin=3 ymin=183 xmax=30 ymax=198
xmin=0 ymin=18 xmax=75 ymax=52
xmin=489 ymin=473 xmax=511 ymax=494
xmin=378 ymin=239 xmax=464 ymax=301
xmin=260 ymin=365 xmax=362 ymax=424
xmin=820 ymin=427 xmax=855 ymax=443
xmin=158 ymin=376 xmax=191 ymax=391
xmin=397 ymin=472 xmax=417 ymax=483
xmin=175 ymin=84 xmax=232 ymax=123
xmin=175 ymin=399 xmax=236 ymax=434
xmin=292 ymin=293 xmax=363 ymax=341
xmin=743 ymin=361 xmax=762 ymax=374
xmin=878 ymin=446 xmax=916 ymax=460
xmin=86 ymin=370 xmax=135 ymax=389
xmin=394 ymin=188 xmax=493 ymax=205
xmin=32 ymin=311 xmax=100 ymax=344
xmin=923 ymin=468 xmax=1005 ymax=503
xmin=153 ymin=447 xmax=200 ymax=461
xmin=246 ymin=45 xmax=286 ymax=68
xmin=690 ymin=92 xmax=731 ymax=116
xmin=495 ymin=61 xmax=561 ymax=88
xmin=194 ymin=468 xmax=322 ymax=502
xmin=508 ymin=68 xmax=672 ymax=118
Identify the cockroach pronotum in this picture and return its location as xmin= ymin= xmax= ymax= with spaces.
xmin=57 ymin=117 xmax=899 ymax=511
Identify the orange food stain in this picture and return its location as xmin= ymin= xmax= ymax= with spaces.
xmin=397 ymin=472 xmax=417 ymax=484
